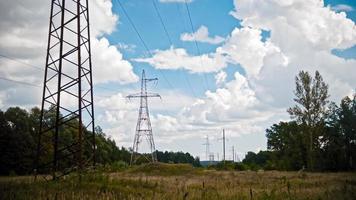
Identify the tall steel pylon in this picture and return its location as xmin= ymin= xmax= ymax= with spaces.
xmin=218 ymin=129 xmax=226 ymax=163
xmin=202 ymin=135 xmax=210 ymax=161
xmin=127 ymin=70 xmax=160 ymax=165
xmin=35 ymin=0 xmax=95 ymax=180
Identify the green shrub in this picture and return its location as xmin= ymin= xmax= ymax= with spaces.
xmin=129 ymin=162 xmax=197 ymax=176
xmin=234 ymin=163 xmax=249 ymax=171
xmin=110 ymin=161 xmax=128 ymax=172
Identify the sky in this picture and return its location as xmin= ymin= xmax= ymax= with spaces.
xmin=0 ymin=0 xmax=356 ymax=161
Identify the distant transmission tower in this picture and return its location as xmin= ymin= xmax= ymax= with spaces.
xmin=218 ymin=129 xmax=227 ymax=163
xmin=232 ymin=146 xmax=235 ymax=162
xmin=202 ymin=135 xmax=210 ymax=161
xmin=127 ymin=70 xmax=160 ymax=165
xmin=209 ymin=153 xmax=214 ymax=162
xmin=35 ymin=0 xmax=95 ymax=180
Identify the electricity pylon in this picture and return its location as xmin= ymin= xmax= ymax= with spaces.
xmin=218 ymin=129 xmax=227 ymax=163
xmin=35 ymin=0 xmax=95 ymax=180
xmin=127 ymin=70 xmax=160 ymax=165
xmin=232 ymin=146 xmax=235 ymax=162
xmin=202 ymin=135 xmax=210 ymax=161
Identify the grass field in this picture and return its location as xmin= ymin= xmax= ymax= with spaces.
xmin=1 ymin=163 xmax=355 ymax=200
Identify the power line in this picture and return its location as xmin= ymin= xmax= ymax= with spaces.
xmin=183 ymin=0 xmax=210 ymax=91
xmin=174 ymin=4 xmax=199 ymax=98
xmin=116 ymin=0 xmax=174 ymax=90
xmin=151 ymin=0 xmax=173 ymax=45
xmin=184 ymin=1 xmax=201 ymax=56
xmin=0 ymin=76 xmax=41 ymax=88
xmin=0 ymin=76 xmax=130 ymax=106
xmin=0 ymin=53 xmax=130 ymax=96
xmin=0 ymin=75 xmax=123 ymax=108
xmin=116 ymin=0 xmax=151 ymax=57
xmin=0 ymin=76 xmax=115 ymax=100
xmin=0 ymin=56 xmax=119 ymax=93
xmin=175 ymin=3 xmax=189 ymax=35
xmin=0 ymin=77 xmax=114 ymax=99
xmin=94 ymin=85 xmax=122 ymax=93
xmin=151 ymin=0 xmax=197 ymax=98
xmin=0 ymin=54 xmax=43 ymax=71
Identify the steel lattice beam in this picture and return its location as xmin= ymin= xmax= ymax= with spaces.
xmin=127 ymin=70 xmax=160 ymax=164
xmin=35 ymin=0 xmax=95 ymax=181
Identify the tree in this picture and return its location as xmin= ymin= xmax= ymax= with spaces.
xmin=287 ymin=70 xmax=329 ymax=170
xmin=156 ymin=150 xmax=199 ymax=166
xmin=0 ymin=110 xmax=13 ymax=174
xmin=338 ymin=95 xmax=356 ymax=170
xmin=266 ymin=121 xmax=306 ymax=170
xmin=320 ymin=94 xmax=356 ymax=171
xmin=0 ymin=107 xmax=129 ymax=174
xmin=242 ymin=151 xmax=275 ymax=170
xmin=321 ymin=102 xmax=346 ymax=170
xmin=1 ymin=107 xmax=35 ymax=174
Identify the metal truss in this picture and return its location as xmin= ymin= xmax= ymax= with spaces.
xmin=127 ymin=70 xmax=160 ymax=164
xmin=35 ymin=0 xmax=95 ymax=180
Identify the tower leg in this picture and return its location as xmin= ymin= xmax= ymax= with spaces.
xmin=128 ymin=70 xmax=160 ymax=165
xmin=35 ymin=0 xmax=95 ymax=180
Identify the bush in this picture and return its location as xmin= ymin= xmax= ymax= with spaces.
xmin=129 ymin=162 xmax=197 ymax=176
xmin=234 ymin=163 xmax=249 ymax=171
xmin=110 ymin=161 xmax=128 ymax=172
xmin=207 ymin=161 xmax=247 ymax=171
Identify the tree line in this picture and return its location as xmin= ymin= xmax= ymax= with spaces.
xmin=0 ymin=107 xmax=199 ymax=175
xmin=1 ymin=70 xmax=354 ymax=174
xmin=242 ymin=71 xmax=356 ymax=171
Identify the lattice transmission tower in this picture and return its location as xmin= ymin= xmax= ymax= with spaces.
xmin=35 ymin=0 xmax=95 ymax=180
xmin=127 ymin=70 xmax=160 ymax=165
xmin=202 ymin=135 xmax=210 ymax=161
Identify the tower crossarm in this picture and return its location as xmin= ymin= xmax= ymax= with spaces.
xmin=126 ymin=93 xmax=161 ymax=99
xmin=144 ymin=78 xmax=158 ymax=82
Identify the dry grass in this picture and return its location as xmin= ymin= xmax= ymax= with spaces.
xmin=1 ymin=164 xmax=355 ymax=200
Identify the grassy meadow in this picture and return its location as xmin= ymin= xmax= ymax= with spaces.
xmin=1 ymin=163 xmax=355 ymax=200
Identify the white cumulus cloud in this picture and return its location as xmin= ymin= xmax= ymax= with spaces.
xmin=181 ymin=25 xmax=225 ymax=44
xmin=130 ymin=0 xmax=356 ymax=155
xmin=217 ymin=27 xmax=288 ymax=78
xmin=331 ymin=4 xmax=354 ymax=12
xmin=0 ymin=0 xmax=138 ymax=108
xmin=134 ymin=47 xmax=227 ymax=73
xmin=92 ymin=37 xmax=138 ymax=84
xmin=215 ymin=71 xmax=227 ymax=85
